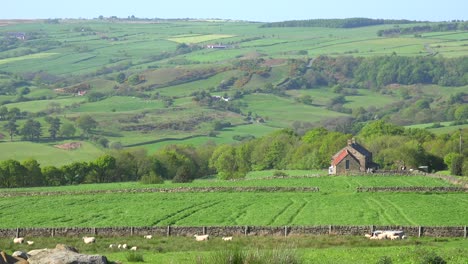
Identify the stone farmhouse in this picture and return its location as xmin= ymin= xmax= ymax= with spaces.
xmin=329 ymin=138 xmax=378 ymax=175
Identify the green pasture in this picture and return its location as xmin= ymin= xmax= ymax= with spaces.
xmin=132 ymin=123 xmax=280 ymax=152
xmin=0 ymin=175 xmax=452 ymax=193
xmin=70 ymin=96 xmax=165 ymax=113
xmin=240 ymin=93 xmax=347 ymax=127
xmin=0 ymin=52 xmax=58 ymax=65
xmin=3 ymin=96 xmax=85 ymax=113
xmin=0 ymin=175 xmax=465 ymax=227
xmin=0 ymin=141 xmax=103 ymax=166
xmin=168 ymin=34 xmax=235 ymax=43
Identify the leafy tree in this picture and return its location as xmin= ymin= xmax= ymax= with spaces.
xmin=127 ymin=74 xmax=141 ymax=85
xmin=90 ymin=154 xmax=116 ymax=183
xmin=0 ymin=106 xmax=8 ymax=120
xmin=210 ymin=145 xmax=249 ymax=180
xmin=172 ymin=165 xmax=193 ymax=183
xmin=450 ymin=154 xmax=464 ymax=176
xmin=76 ymin=115 xmax=98 ymax=136
xmin=454 ymin=105 xmax=468 ymax=122
xmin=3 ymin=118 xmax=18 ymax=141
xmin=359 ymin=120 xmax=404 ymax=139
xmin=61 ymin=162 xmax=89 ymax=185
xmin=59 ymin=123 xmax=76 ymax=138
xmin=87 ymin=92 xmax=107 ymax=102
xmin=0 ymin=159 xmax=27 ymax=188
xmin=42 ymin=165 xmax=65 ymax=186
xmin=116 ymin=72 xmax=126 ymax=84
xmin=20 ymin=119 xmax=42 ymax=141
xmin=45 ymin=116 xmax=61 ymax=140
xmin=22 ymin=159 xmax=44 ymax=187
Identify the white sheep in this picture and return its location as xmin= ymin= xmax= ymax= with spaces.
xmin=13 ymin=237 xmax=24 ymax=244
xmin=117 ymin=244 xmax=122 ymax=249
xmin=109 ymin=244 xmax=116 ymax=248
xmin=144 ymin=235 xmax=153 ymax=239
xmin=194 ymin=234 xmax=209 ymax=241
xmin=82 ymin=236 xmax=96 ymax=244
xmin=130 ymin=246 xmax=137 ymax=251
xmin=390 ymin=234 xmax=400 ymax=240
xmin=27 ymin=240 xmax=34 ymax=245
xmin=222 ymin=236 xmax=233 ymax=241
xmin=122 ymin=244 xmax=128 ymax=249
xmin=377 ymin=233 xmax=387 ymax=240
xmin=364 ymin=234 xmax=372 ymax=238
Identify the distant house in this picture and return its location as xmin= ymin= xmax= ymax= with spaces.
xmin=206 ymin=44 xmax=227 ymax=49
xmin=7 ymin=32 xmax=26 ymax=40
xmin=329 ymin=138 xmax=378 ymax=175
xmin=77 ymin=90 xmax=87 ymax=96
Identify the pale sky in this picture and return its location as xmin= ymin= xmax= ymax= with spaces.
xmin=1 ymin=0 xmax=467 ymax=22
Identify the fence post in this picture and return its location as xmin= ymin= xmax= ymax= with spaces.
xmin=203 ymin=226 xmax=207 ymax=235
xmin=464 ymin=226 xmax=467 ymax=239
xmin=16 ymin=228 xmax=20 ymax=238
xmin=130 ymin=227 xmax=134 ymax=236
xmin=93 ymin=227 xmax=97 ymax=235
xmin=328 ymin=225 xmax=332 ymax=235
xmin=166 ymin=226 xmax=171 ymax=237
xmin=284 ymin=226 xmax=288 ymax=237
xmin=244 ymin=226 xmax=249 ymax=236
xmin=51 ymin=228 xmax=55 ymax=238
xmin=418 ymin=226 xmax=423 ymax=237
xmin=370 ymin=225 xmax=375 ymax=234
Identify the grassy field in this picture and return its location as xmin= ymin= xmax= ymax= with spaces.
xmin=0 ymin=234 xmax=464 ymax=263
xmin=0 ymin=235 xmax=466 ymax=264
xmin=0 ymin=141 xmax=103 ymax=166
xmin=0 ymin=175 xmax=465 ymax=228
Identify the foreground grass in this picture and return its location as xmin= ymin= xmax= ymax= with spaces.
xmin=0 ymin=236 xmax=466 ymax=263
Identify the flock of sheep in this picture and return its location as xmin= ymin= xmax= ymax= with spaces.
xmin=13 ymin=233 xmax=233 ymax=249
xmin=193 ymin=234 xmax=232 ymax=241
xmin=364 ymin=231 xmax=406 ymax=240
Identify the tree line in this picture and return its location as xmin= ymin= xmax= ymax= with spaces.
xmin=377 ymin=22 xmax=468 ymax=37
xmin=260 ymin=18 xmax=419 ymax=28
xmin=1 ymin=121 xmax=466 ymax=188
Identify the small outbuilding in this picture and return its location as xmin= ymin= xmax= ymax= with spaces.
xmin=329 ymin=138 xmax=378 ymax=175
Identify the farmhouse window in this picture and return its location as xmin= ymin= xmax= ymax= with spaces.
xmin=345 ymin=160 xmax=350 ymax=169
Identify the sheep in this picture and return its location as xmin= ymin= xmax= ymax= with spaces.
xmin=377 ymin=233 xmax=387 ymax=240
xmin=144 ymin=235 xmax=153 ymax=239
xmin=117 ymin=244 xmax=122 ymax=249
xmin=222 ymin=236 xmax=233 ymax=241
xmin=390 ymin=234 xmax=400 ymax=240
xmin=13 ymin=237 xmax=24 ymax=244
xmin=109 ymin=244 xmax=117 ymax=248
xmin=194 ymin=234 xmax=209 ymax=241
xmin=82 ymin=236 xmax=96 ymax=244
xmin=130 ymin=246 xmax=137 ymax=251
xmin=401 ymin=235 xmax=407 ymax=240
xmin=27 ymin=240 xmax=34 ymax=245
xmin=364 ymin=234 xmax=372 ymax=238
xmin=122 ymin=244 xmax=128 ymax=249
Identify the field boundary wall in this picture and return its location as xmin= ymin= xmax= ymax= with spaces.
xmin=1 ymin=225 xmax=466 ymax=238
xmin=0 ymin=187 xmax=320 ymax=198
xmin=356 ymin=186 xmax=468 ymax=192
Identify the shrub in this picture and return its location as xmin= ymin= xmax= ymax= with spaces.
xmin=140 ymin=172 xmax=164 ymax=184
xmin=125 ymin=251 xmax=144 ymax=262
xmin=206 ymin=247 xmax=301 ymax=264
xmin=420 ymin=252 xmax=446 ymax=264
xmin=273 ymin=170 xmax=289 ymax=177
xmin=376 ymin=256 xmax=393 ymax=264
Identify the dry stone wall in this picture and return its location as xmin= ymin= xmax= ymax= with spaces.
xmin=0 ymin=187 xmax=319 ymax=198
xmin=2 ymin=225 xmax=466 ymax=238
xmin=356 ymin=186 xmax=468 ymax=192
